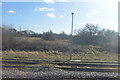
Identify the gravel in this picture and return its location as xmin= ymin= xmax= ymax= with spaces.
xmin=2 ymin=68 xmax=119 ymax=79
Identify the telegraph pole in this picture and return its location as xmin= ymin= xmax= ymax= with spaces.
xmin=70 ymin=12 xmax=74 ymax=60
xmin=19 ymin=25 xmax=22 ymax=32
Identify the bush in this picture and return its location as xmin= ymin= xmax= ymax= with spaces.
xmin=42 ymin=30 xmax=56 ymax=41
xmin=2 ymin=27 xmax=17 ymax=50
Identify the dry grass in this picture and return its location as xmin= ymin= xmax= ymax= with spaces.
xmin=2 ymin=49 xmax=118 ymax=72
xmin=2 ymin=50 xmax=69 ymax=61
xmin=2 ymin=37 xmax=118 ymax=62
xmin=2 ymin=49 xmax=118 ymax=62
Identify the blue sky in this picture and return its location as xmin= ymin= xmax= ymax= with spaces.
xmin=2 ymin=0 xmax=118 ymax=34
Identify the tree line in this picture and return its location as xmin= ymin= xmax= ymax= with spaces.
xmin=2 ymin=23 xmax=119 ymax=53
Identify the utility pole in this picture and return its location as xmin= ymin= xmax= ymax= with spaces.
xmin=70 ymin=12 xmax=74 ymax=60
xmin=19 ymin=25 xmax=22 ymax=32
xmin=19 ymin=25 xmax=22 ymax=36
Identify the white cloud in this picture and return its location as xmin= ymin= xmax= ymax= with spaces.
xmin=34 ymin=7 xmax=55 ymax=12
xmin=79 ymin=22 xmax=86 ymax=27
xmin=0 ymin=2 xmax=1 ymax=7
xmin=8 ymin=10 xmax=16 ymax=14
xmin=100 ymin=21 xmax=118 ymax=31
xmin=59 ymin=0 xmax=68 ymax=2
xmin=86 ymin=21 xmax=101 ymax=25
xmin=34 ymin=25 xmax=39 ymax=27
xmin=60 ymin=15 xmax=64 ymax=18
xmin=47 ymin=13 xmax=56 ymax=18
xmin=43 ymin=0 xmax=54 ymax=4
xmin=85 ymin=10 xmax=99 ymax=18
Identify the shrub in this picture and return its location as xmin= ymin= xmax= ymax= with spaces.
xmin=42 ymin=30 xmax=56 ymax=41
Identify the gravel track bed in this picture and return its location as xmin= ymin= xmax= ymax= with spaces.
xmin=2 ymin=68 xmax=119 ymax=79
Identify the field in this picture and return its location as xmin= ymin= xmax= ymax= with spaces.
xmin=2 ymin=37 xmax=119 ymax=79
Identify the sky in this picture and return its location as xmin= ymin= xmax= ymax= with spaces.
xmin=1 ymin=0 xmax=119 ymax=34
